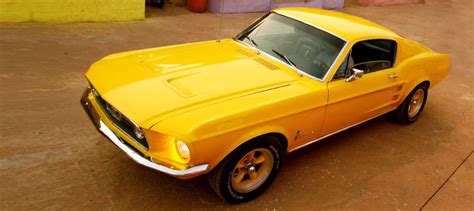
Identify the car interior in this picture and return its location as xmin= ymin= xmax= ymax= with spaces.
xmin=333 ymin=39 xmax=397 ymax=80
xmin=350 ymin=40 xmax=396 ymax=73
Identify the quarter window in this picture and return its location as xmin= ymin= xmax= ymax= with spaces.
xmin=333 ymin=54 xmax=350 ymax=79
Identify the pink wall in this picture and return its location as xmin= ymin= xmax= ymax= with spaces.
xmin=352 ymin=0 xmax=424 ymax=6
xmin=208 ymin=0 xmax=344 ymax=14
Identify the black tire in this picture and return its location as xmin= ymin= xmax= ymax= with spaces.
xmin=208 ymin=136 xmax=284 ymax=203
xmin=393 ymin=83 xmax=428 ymax=124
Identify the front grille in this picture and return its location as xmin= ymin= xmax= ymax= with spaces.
xmin=93 ymin=91 xmax=149 ymax=150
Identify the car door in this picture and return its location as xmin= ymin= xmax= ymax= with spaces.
xmin=321 ymin=39 xmax=405 ymax=135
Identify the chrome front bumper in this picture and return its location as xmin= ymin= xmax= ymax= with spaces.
xmin=81 ymin=88 xmax=209 ymax=179
xmin=99 ymin=120 xmax=209 ymax=177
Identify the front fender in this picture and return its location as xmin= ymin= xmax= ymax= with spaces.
xmin=199 ymin=125 xmax=291 ymax=172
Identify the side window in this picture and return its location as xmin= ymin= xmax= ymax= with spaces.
xmin=350 ymin=40 xmax=397 ymax=74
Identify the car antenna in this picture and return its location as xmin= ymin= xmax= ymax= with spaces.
xmin=217 ymin=0 xmax=224 ymax=42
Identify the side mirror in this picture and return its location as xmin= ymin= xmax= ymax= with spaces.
xmin=345 ymin=68 xmax=364 ymax=82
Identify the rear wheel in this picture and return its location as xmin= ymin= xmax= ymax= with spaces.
xmin=208 ymin=136 xmax=283 ymax=203
xmin=394 ymin=83 xmax=428 ymax=124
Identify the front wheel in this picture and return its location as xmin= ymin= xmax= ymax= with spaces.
xmin=208 ymin=136 xmax=283 ymax=203
xmin=394 ymin=83 xmax=428 ymax=124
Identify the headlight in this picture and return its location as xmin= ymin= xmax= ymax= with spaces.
xmin=143 ymin=129 xmax=192 ymax=166
xmin=176 ymin=140 xmax=190 ymax=161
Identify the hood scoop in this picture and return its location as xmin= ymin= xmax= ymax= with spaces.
xmin=166 ymin=73 xmax=204 ymax=97
xmin=139 ymin=55 xmax=205 ymax=73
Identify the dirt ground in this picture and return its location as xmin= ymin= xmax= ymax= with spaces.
xmin=1 ymin=0 xmax=473 ymax=210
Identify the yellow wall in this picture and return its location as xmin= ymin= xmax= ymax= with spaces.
xmin=0 ymin=0 xmax=144 ymax=22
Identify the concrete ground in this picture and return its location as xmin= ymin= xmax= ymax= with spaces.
xmin=1 ymin=0 xmax=473 ymax=210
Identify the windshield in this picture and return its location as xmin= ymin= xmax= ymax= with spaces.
xmin=236 ymin=13 xmax=346 ymax=79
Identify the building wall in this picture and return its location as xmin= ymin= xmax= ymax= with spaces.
xmin=208 ymin=0 xmax=344 ymax=13
xmin=0 ymin=0 xmax=144 ymax=22
xmin=351 ymin=0 xmax=424 ymax=6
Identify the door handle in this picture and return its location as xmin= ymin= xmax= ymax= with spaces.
xmin=388 ymin=73 xmax=398 ymax=79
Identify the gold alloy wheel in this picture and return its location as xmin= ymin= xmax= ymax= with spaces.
xmin=408 ymin=88 xmax=425 ymax=118
xmin=231 ymin=148 xmax=274 ymax=193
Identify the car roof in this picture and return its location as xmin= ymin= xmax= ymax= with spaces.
xmin=274 ymin=7 xmax=401 ymax=42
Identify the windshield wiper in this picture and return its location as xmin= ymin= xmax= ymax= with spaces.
xmin=271 ymin=49 xmax=302 ymax=76
xmin=242 ymin=34 xmax=260 ymax=55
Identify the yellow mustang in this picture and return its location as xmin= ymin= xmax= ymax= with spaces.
xmin=81 ymin=8 xmax=450 ymax=203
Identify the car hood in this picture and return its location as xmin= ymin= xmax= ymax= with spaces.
xmin=85 ymin=39 xmax=299 ymax=128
